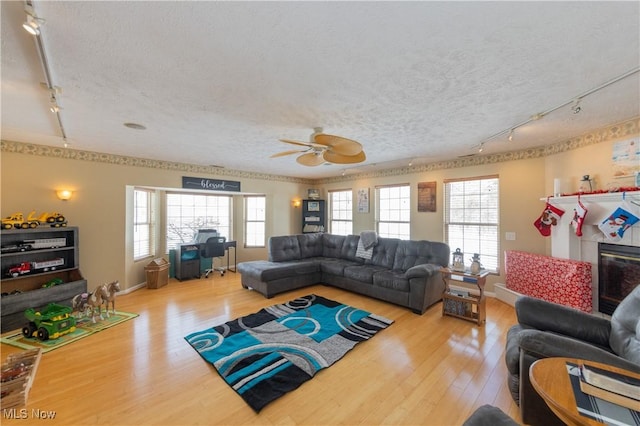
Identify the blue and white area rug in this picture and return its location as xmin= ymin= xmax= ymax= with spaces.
xmin=185 ymin=294 xmax=393 ymax=412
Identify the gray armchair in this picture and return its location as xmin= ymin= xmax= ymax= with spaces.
xmin=505 ymin=285 xmax=640 ymax=426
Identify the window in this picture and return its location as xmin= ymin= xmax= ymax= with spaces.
xmin=166 ymin=193 xmax=231 ymax=251
xmin=444 ymin=175 xmax=499 ymax=272
xmin=133 ymin=188 xmax=153 ymax=259
xmin=376 ymin=184 xmax=410 ymax=239
xmin=329 ymin=189 xmax=352 ymax=235
xmin=245 ymin=195 xmax=266 ymax=247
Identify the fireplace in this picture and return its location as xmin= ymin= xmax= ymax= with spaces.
xmin=598 ymin=243 xmax=640 ymax=315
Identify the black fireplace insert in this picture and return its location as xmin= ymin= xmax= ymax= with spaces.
xmin=598 ymin=243 xmax=640 ymax=315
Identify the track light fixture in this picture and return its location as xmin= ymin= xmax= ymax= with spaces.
xmin=572 ymin=99 xmax=582 ymax=114
xmin=472 ymin=67 xmax=638 ymax=155
xmin=478 ymin=143 xmax=484 ymax=153
xmin=22 ymin=6 xmax=44 ymax=35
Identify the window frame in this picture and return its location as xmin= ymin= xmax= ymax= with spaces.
xmin=133 ymin=188 xmax=154 ymax=260
xmin=443 ymin=175 xmax=500 ymax=273
xmin=375 ymin=183 xmax=411 ymax=240
xmin=165 ymin=192 xmax=232 ymax=253
xmin=328 ymin=189 xmax=353 ymax=236
xmin=244 ymin=195 xmax=266 ymax=248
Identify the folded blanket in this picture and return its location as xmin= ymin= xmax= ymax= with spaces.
xmin=356 ymin=239 xmax=373 ymax=260
xmin=360 ymin=231 xmax=378 ymax=250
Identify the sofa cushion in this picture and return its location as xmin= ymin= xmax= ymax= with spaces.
xmin=297 ymin=233 xmax=324 ymax=259
xmin=373 ymin=270 xmax=410 ymax=292
xmin=268 ymin=235 xmax=301 ymax=262
xmin=393 ymin=240 xmax=450 ymax=271
xmin=367 ymin=237 xmax=399 ymax=268
xmin=610 ymin=284 xmax=640 ymax=364
xmin=320 ymin=258 xmax=361 ymax=276
xmin=322 ymin=234 xmax=346 ymax=258
xmin=344 ymin=265 xmax=387 ymax=283
xmin=340 ymin=235 xmax=361 ymax=262
xmin=261 ymin=261 xmax=320 ymax=281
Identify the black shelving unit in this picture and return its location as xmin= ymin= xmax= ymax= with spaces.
xmin=0 ymin=226 xmax=87 ymax=332
xmin=302 ymin=199 xmax=325 ymax=233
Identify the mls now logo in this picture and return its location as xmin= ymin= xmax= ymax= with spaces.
xmin=3 ymin=408 xmax=57 ymax=419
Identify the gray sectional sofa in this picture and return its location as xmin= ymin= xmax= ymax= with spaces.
xmin=237 ymin=233 xmax=450 ymax=314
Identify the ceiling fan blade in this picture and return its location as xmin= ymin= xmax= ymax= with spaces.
xmin=279 ymin=138 xmax=325 ymax=149
xmin=297 ymin=152 xmax=326 ymax=166
xmin=270 ymin=150 xmax=305 ymax=158
xmin=313 ymin=134 xmax=363 ymax=156
xmin=323 ymin=150 xmax=367 ymax=164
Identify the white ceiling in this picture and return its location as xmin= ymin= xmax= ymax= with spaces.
xmin=2 ymin=1 xmax=639 ymax=179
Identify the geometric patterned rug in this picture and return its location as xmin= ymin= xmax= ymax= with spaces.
xmin=0 ymin=311 xmax=138 ymax=353
xmin=184 ymin=294 xmax=393 ymax=412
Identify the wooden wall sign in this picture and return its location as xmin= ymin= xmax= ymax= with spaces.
xmin=418 ymin=181 xmax=436 ymax=212
xmin=182 ymin=176 xmax=241 ymax=192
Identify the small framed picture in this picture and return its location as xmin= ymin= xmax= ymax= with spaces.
xmin=308 ymin=201 xmax=320 ymax=212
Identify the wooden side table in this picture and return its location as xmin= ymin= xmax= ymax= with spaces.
xmin=529 ymin=357 xmax=640 ymax=426
xmin=440 ymin=268 xmax=489 ymax=325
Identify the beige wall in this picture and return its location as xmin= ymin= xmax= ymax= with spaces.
xmin=1 ymin=152 xmax=309 ymax=292
xmin=2 ymin=118 xmax=637 ymax=294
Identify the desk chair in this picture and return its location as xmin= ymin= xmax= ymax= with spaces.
xmin=202 ymin=236 xmax=226 ymax=278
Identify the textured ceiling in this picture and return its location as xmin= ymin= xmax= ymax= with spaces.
xmin=2 ymin=1 xmax=639 ymax=179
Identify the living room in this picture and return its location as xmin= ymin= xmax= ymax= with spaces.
xmin=2 ymin=1 xmax=640 ymax=425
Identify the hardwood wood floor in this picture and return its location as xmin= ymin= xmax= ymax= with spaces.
xmin=1 ymin=273 xmax=522 ymax=425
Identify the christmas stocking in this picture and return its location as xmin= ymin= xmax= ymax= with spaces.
xmin=534 ymin=202 xmax=565 ymax=237
xmin=598 ymin=205 xmax=640 ymax=242
xmin=571 ymin=198 xmax=588 ymax=237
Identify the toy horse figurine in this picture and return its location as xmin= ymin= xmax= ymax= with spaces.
xmin=86 ymin=284 xmax=109 ymax=323
xmin=104 ymin=281 xmax=120 ymax=315
xmin=71 ymin=292 xmax=90 ymax=319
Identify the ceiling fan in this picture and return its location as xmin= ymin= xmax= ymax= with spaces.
xmin=271 ymin=127 xmax=366 ymax=166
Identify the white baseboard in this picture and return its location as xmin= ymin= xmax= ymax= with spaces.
xmin=448 ymin=283 xmax=496 ymax=299
xmin=494 ymin=282 xmax=518 ymax=307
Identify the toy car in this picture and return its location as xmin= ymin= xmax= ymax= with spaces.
xmin=42 ymin=278 xmax=64 ymax=288
xmin=22 ymin=303 xmax=76 ymax=341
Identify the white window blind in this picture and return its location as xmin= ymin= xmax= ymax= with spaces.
xmin=376 ymin=184 xmax=410 ymax=239
xmin=329 ymin=189 xmax=353 ymax=236
xmin=245 ymin=195 xmax=266 ymax=247
xmin=133 ymin=188 xmax=153 ymax=259
xmin=444 ymin=175 xmax=499 ymax=272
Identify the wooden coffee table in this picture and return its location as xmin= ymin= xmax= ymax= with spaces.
xmin=529 ymin=357 xmax=640 ymax=426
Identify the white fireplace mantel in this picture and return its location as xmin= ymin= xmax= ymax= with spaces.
xmin=545 ymin=191 xmax=640 ymax=312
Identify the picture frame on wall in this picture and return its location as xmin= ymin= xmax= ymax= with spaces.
xmin=357 ymin=188 xmax=369 ymax=213
xmin=308 ymin=201 xmax=320 ymax=212
xmin=418 ymin=181 xmax=437 ymax=212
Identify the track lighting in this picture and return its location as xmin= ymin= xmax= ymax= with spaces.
xmin=572 ymin=99 xmax=582 ymax=114
xmin=508 ymin=129 xmax=514 ymax=142
xmin=478 ymin=143 xmax=484 ymax=153
xmin=22 ymin=6 xmax=44 ymax=35
xmin=50 ymin=103 xmax=60 ymax=113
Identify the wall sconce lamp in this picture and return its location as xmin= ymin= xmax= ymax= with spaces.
xmin=56 ymin=189 xmax=73 ymax=201
xmin=292 ymin=199 xmax=301 ymax=208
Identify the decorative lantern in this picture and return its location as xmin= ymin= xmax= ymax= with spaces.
xmin=470 ymin=253 xmax=482 ymax=274
xmin=452 ymin=248 xmax=465 ymax=271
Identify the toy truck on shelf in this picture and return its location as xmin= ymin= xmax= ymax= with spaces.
xmin=1 ymin=213 xmax=38 ymax=230
xmin=7 ymin=258 xmax=65 ymax=277
xmin=0 ymin=211 xmax=67 ymax=230
xmin=22 ymin=238 xmax=67 ymax=250
xmin=22 ymin=303 xmax=76 ymax=341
